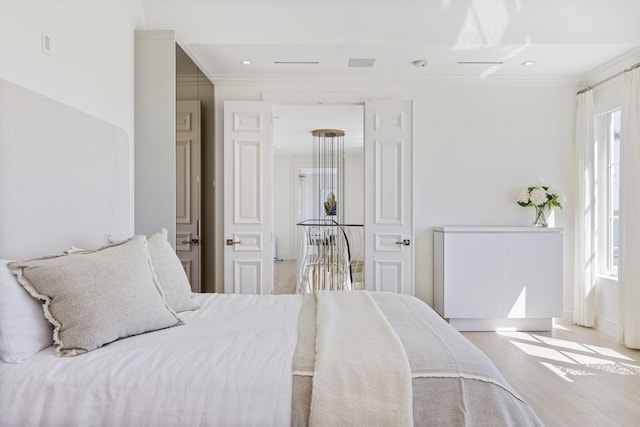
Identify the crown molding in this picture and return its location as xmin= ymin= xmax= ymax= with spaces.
xmin=209 ymin=73 xmax=578 ymax=87
xmin=580 ymin=46 xmax=640 ymax=87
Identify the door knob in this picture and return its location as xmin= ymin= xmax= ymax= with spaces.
xmin=395 ymin=239 xmax=410 ymax=246
xmin=182 ymin=238 xmax=200 ymax=245
xmin=226 ymin=239 xmax=241 ymax=246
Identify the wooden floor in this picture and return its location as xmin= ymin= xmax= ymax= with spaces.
xmin=462 ymin=322 xmax=640 ymax=427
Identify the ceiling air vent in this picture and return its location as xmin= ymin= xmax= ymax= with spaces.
xmin=273 ymin=61 xmax=319 ymax=64
xmin=348 ymin=58 xmax=376 ymax=68
xmin=457 ymin=61 xmax=504 ymax=65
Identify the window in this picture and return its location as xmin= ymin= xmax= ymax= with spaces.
xmin=607 ymin=111 xmax=620 ymax=271
xmin=596 ymin=109 xmax=621 ymax=276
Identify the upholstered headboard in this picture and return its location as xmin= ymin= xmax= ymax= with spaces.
xmin=0 ymin=79 xmax=132 ymax=259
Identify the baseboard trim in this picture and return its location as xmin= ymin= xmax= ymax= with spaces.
xmin=557 ymin=310 xmax=618 ymax=338
xmin=595 ymin=314 xmax=618 ymax=338
xmin=448 ymin=318 xmax=553 ymax=332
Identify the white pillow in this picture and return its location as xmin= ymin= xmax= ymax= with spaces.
xmin=9 ymin=236 xmax=182 ymax=357
xmin=107 ymin=228 xmax=198 ymax=313
xmin=0 ymin=259 xmax=52 ymax=363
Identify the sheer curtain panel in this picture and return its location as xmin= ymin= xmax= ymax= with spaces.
xmin=618 ymin=66 xmax=640 ymax=349
xmin=573 ymin=90 xmax=596 ymax=327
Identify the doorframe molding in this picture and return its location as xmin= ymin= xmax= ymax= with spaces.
xmin=176 ymin=100 xmax=202 ymax=293
xmin=261 ymin=91 xmax=374 ymax=104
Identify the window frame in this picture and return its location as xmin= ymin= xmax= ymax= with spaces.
xmin=595 ymin=108 xmax=621 ymax=278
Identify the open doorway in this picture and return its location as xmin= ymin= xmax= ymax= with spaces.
xmin=224 ymin=99 xmax=413 ymax=295
xmin=272 ymin=104 xmax=364 ymax=293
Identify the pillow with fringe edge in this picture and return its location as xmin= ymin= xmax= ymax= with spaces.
xmin=8 ymin=235 xmax=182 ymax=357
xmin=106 ymin=228 xmax=198 ymax=313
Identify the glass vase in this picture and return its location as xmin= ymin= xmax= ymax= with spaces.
xmin=532 ymin=205 xmax=548 ymax=228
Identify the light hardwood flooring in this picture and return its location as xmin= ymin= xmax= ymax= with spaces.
xmin=274 ymin=261 xmax=640 ymax=425
xmin=463 ymin=322 xmax=640 ymax=427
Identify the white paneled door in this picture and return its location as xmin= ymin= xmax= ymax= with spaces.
xmin=176 ymin=101 xmax=201 ymax=292
xmin=223 ymin=101 xmax=273 ymax=294
xmin=223 ymin=100 xmax=413 ymax=295
xmin=364 ymin=101 xmax=414 ymax=295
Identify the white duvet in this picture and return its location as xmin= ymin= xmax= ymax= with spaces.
xmin=0 ymin=293 xmax=303 ymax=427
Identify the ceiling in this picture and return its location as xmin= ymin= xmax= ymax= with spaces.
xmin=144 ymin=0 xmax=640 ymax=82
xmin=272 ymin=104 xmax=364 ymax=154
xmin=159 ymin=0 xmax=640 ymax=151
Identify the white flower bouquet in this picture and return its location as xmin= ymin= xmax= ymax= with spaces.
xmin=517 ymin=185 xmax=566 ymax=227
xmin=517 ymin=185 xmax=566 ymax=210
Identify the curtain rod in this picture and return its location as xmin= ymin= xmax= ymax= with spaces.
xmin=577 ymin=62 xmax=640 ymax=95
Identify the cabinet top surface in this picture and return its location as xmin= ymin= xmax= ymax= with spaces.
xmin=434 ymin=226 xmax=563 ymax=233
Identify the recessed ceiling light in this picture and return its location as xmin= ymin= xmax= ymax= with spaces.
xmin=522 ymin=61 xmax=537 ymax=66
xmin=240 ymin=60 xmax=252 ymax=65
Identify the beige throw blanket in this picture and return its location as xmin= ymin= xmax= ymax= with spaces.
xmin=309 ymin=291 xmax=413 ymax=426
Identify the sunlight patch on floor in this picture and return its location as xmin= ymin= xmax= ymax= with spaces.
xmin=533 ymin=335 xmax=595 ymax=353
xmin=551 ymin=323 xmax=571 ymax=331
xmin=540 ymin=362 xmax=596 ymax=382
xmin=505 ymin=330 xmax=640 ymax=381
xmin=561 ymin=351 xmax=618 ymax=366
xmin=510 ymin=341 xmax=576 ymax=363
xmin=583 ymin=344 xmax=636 ymax=361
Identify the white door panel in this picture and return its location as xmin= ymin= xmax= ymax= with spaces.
xmin=375 ymin=261 xmax=403 ymax=293
xmin=365 ymin=101 xmax=414 ymax=295
xmin=234 ymin=260 xmax=263 ymax=294
xmin=233 ymin=140 xmax=262 ymax=223
xmin=176 ymin=101 xmax=201 ymax=292
xmin=375 ymin=139 xmax=403 ymax=224
xmin=224 ymin=101 xmax=273 ymax=294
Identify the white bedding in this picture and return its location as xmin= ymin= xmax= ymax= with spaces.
xmin=0 ymin=293 xmax=302 ymax=427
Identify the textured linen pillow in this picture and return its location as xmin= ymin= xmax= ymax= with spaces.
xmin=0 ymin=260 xmax=52 ymax=363
xmin=107 ymin=228 xmax=198 ymax=312
xmin=8 ymin=235 xmax=182 ymax=357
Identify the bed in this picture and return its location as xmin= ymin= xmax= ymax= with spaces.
xmin=0 ymin=79 xmax=543 ymax=426
xmin=0 ymin=286 xmax=543 ymax=426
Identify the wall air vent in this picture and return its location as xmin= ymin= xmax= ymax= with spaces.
xmin=348 ymin=58 xmax=376 ymax=67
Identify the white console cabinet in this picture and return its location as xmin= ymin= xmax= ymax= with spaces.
xmin=433 ymin=227 xmax=563 ymax=331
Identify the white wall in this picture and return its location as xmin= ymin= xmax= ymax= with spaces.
xmin=215 ymin=78 xmax=577 ymax=307
xmin=414 ymin=81 xmax=575 ymax=309
xmin=0 ymin=0 xmax=145 ymax=235
xmin=273 ymin=153 xmax=298 ymax=260
xmin=0 ymin=0 xmax=143 ymax=140
xmin=134 ymin=30 xmax=177 ymax=245
xmin=344 ymin=152 xmax=365 ymax=225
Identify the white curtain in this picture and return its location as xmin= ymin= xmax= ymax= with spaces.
xmin=618 ymin=66 xmax=640 ymax=349
xmin=573 ymin=90 xmax=596 ymax=327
